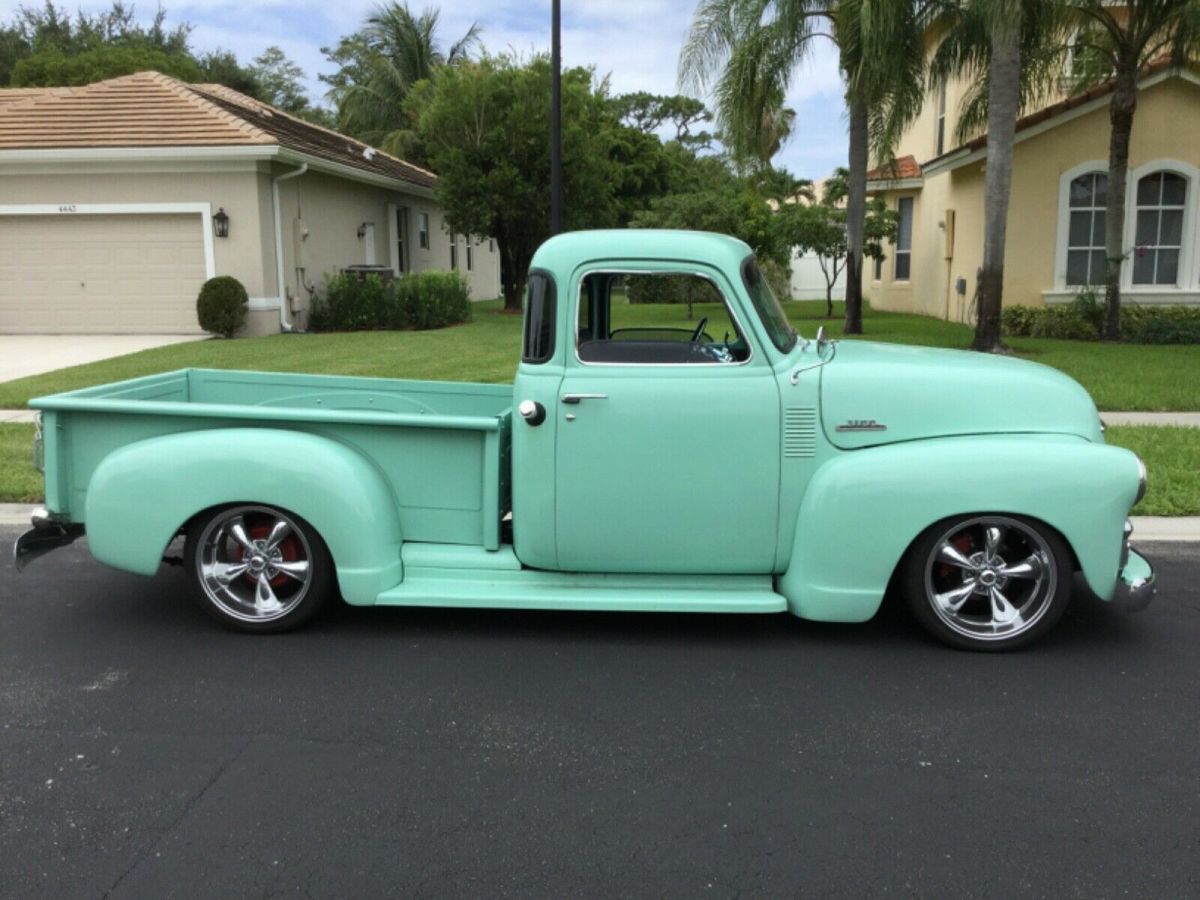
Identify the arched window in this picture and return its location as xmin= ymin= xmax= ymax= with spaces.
xmin=1133 ymin=171 xmax=1187 ymax=285
xmin=1066 ymin=171 xmax=1107 ymax=286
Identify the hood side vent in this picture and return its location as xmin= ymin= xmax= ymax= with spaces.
xmin=784 ymin=407 xmax=817 ymax=458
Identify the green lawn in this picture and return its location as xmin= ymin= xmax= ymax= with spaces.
xmin=0 ymin=299 xmax=1196 ymax=411
xmin=1105 ymin=426 xmax=1200 ymax=516
xmin=0 ymin=424 xmax=39 ymax=504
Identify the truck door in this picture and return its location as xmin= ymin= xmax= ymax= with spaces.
xmin=553 ymin=268 xmax=781 ymax=574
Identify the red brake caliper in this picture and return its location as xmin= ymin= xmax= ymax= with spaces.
xmin=936 ymin=532 xmax=975 ymax=579
xmin=238 ymin=520 xmax=303 ymax=587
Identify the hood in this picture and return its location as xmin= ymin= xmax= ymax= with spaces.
xmin=818 ymin=341 xmax=1102 ymax=449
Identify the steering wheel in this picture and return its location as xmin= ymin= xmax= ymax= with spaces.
xmin=691 ymin=317 xmax=709 ymax=342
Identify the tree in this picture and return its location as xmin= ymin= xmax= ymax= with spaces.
xmin=612 ymin=91 xmax=716 ymax=150
xmin=323 ymin=2 xmax=480 ymax=154
xmin=1065 ymin=0 xmax=1200 ymax=339
xmin=680 ymin=0 xmax=926 ymax=334
xmin=930 ymin=0 xmax=1068 ymax=352
xmin=409 ymin=55 xmax=652 ymax=311
xmin=776 ymin=169 xmax=898 ymax=316
xmin=250 ymin=47 xmax=308 ymax=114
xmin=196 ymin=49 xmax=261 ymax=96
xmin=10 ymin=44 xmax=200 ymax=85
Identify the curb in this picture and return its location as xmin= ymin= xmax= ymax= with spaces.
xmin=2 ymin=504 xmax=1198 ymax=541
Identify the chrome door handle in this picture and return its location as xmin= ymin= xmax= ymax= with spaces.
xmin=561 ymin=393 xmax=608 ymax=404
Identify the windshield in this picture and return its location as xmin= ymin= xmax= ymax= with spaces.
xmin=740 ymin=256 xmax=797 ymax=353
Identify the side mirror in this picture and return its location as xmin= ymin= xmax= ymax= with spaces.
xmin=815 ymin=325 xmax=832 ymax=357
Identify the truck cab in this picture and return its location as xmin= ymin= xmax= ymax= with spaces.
xmin=511 ymin=231 xmax=813 ymax=576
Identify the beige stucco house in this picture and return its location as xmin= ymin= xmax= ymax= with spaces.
xmin=867 ymin=57 xmax=1200 ymax=322
xmin=0 ymin=71 xmax=501 ymax=336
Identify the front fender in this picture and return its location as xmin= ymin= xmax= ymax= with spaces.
xmin=84 ymin=428 xmax=403 ymax=604
xmin=777 ymin=435 xmax=1141 ymax=622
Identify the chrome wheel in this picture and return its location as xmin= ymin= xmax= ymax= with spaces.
xmin=923 ymin=516 xmax=1058 ymax=643
xmin=194 ymin=506 xmax=314 ymax=624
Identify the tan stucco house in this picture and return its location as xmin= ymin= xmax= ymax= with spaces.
xmin=0 ymin=71 xmax=501 ymax=335
xmin=867 ymin=57 xmax=1200 ymax=322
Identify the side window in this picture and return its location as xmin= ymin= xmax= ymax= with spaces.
xmin=576 ymin=271 xmax=749 ymax=365
xmin=522 ymin=272 xmax=556 ymax=364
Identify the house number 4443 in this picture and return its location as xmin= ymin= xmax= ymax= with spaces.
xmin=57 ymin=204 xmax=77 ymax=213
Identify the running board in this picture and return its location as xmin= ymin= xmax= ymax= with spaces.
xmin=376 ymin=544 xmax=786 ymax=613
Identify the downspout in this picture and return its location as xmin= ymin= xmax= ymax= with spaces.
xmin=272 ymin=163 xmax=308 ymax=332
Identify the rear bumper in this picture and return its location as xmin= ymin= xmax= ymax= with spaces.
xmin=1113 ymin=520 xmax=1156 ymax=612
xmin=12 ymin=506 xmax=84 ymax=573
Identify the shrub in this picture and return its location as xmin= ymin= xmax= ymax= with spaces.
xmin=1029 ymin=305 xmax=1097 ymax=340
xmin=1068 ymin=287 xmax=1105 ymax=332
xmin=308 ymin=272 xmax=393 ymax=332
xmin=397 ymin=271 xmax=472 ymax=330
xmin=1122 ymin=304 xmax=1200 ymax=344
xmin=308 ymin=270 xmax=470 ymax=332
xmin=1001 ymin=299 xmax=1200 ymax=344
xmin=1000 ymin=305 xmax=1039 ymax=337
xmin=196 ymin=275 xmax=248 ymax=338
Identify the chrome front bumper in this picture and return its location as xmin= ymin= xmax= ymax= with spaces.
xmin=1113 ymin=520 xmax=1156 ymax=612
xmin=12 ymin=506 xmax=84 ymax=573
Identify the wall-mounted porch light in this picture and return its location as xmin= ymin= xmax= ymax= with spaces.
xmin=212 ymin=207 xmax=230 ymax=238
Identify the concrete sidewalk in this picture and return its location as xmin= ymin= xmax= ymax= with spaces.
xmin=1102 ymin=412 xmax=1200 ymax=427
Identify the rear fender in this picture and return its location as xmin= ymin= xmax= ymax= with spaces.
xmin=776 ymin=435 xmax=1141 ymax=622
xmin=83 ymin=428 xmax=403 ymax=604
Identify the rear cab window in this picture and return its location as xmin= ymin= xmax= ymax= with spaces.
xmin=522 ymin=271 xmax=556 ymax=364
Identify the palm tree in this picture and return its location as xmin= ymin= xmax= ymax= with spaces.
xmin=327 ymin=3 xmax=480 ymax=153
xmin=1064 ymin=0 xmax=1200 ymax=339
xmin=929 ymin=0 xmax=1068 ymax=352
xmin=680 ymin=0 xmax=925 ymax=334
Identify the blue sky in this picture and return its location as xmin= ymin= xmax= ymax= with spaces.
xmin=0 ymin=0 xmax=848 ymax=179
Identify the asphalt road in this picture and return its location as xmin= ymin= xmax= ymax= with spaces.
xmin=2 ymin=531 xmax=1198 ymax=900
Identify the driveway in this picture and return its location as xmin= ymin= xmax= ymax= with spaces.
xmin=0 ymin=334 xmax=204 ymax=383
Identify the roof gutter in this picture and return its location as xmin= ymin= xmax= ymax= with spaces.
xmin=272 ymin=162 xmax=307 ymax=332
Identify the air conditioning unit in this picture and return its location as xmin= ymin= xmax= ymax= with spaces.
xmin=341 ymin=265 xmax=395 ymax=283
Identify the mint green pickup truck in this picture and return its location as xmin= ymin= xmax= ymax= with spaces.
xmin=16 ymin=230 xmax=1154 ymax=650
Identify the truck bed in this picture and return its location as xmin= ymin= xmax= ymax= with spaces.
xmin=31 ymin=369 xmax=514 ymax=550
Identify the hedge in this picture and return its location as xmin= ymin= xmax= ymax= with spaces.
xmin=308 ymin=271 xmax=472 ymax=332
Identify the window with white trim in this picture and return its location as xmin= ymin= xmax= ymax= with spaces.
xmin=449 ymin=233 xmax=458 ymax=270
xmin=894 ymin=197 xmax=913 ymax=280
xmin=1132 ymin=171 xmax=1186 ymax=285
xmin=466 ymin=238 xmax=474 ymax=271
xmin=418 ymin=212 xmax=430 ymax=250
xmin=1066 ymin=171 xmax=1107 ymax=286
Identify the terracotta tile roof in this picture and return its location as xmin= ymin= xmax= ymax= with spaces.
xmin=188 ymin=83 xmax=437 ymax=189
xmin=866 ymin=154 xmax=922 ymax=182
xmin=0 ymin=70 xmax=436 ymax=190
xmin=0 ymin=86 xmax=71 ymax=107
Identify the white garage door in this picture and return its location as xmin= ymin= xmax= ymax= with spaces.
xmin=0 ymin=214 xmax=208 ymax=334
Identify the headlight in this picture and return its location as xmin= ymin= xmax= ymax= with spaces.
xmin=1135 ymin=455 xmax=1147 ymax=505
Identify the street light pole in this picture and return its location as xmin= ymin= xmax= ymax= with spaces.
xmin=550 ymin=0 xmax=562 ymax=235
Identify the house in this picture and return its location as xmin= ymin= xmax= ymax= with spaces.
xmin=0 ymin=71 xmax=501 ymax=335
xmin=866 ymin=57 xmax=1200 ymax=322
